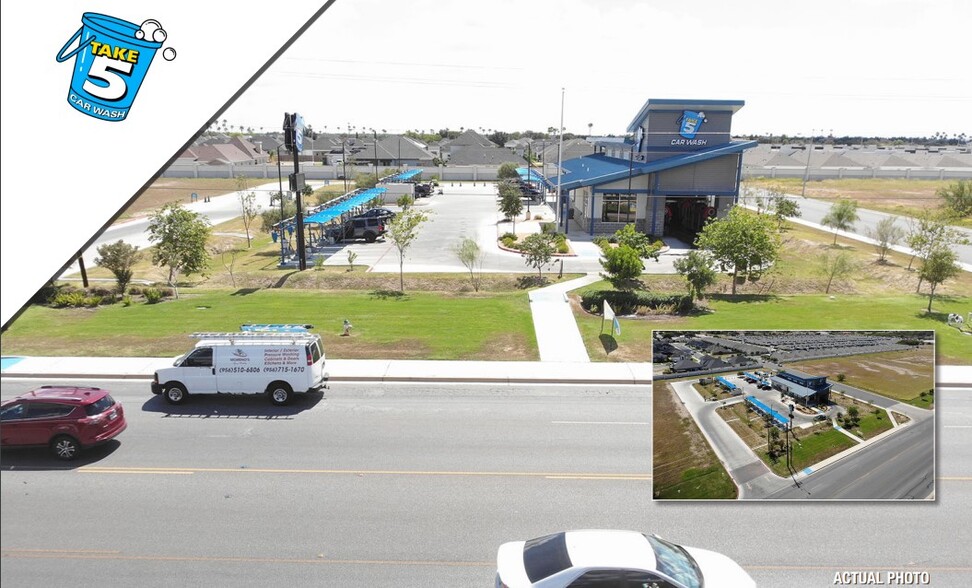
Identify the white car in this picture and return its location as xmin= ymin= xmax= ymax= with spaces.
xmin=495 ymin=529 xmax=755 ymax=588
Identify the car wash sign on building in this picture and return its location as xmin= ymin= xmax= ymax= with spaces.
xmin=673 ymin=110 xmax=707 ymax=146
xmin=631 ymin=99 xmax=738 ymax=151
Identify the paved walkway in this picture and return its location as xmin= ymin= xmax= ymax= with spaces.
xmin=529 ymin=273 xmax=602 ymax=362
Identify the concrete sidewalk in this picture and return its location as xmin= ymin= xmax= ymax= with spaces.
xmin=528 ymin=273 xmax=602 ymax=362
xmin=0 ymin=356 xmax=652 ymax=385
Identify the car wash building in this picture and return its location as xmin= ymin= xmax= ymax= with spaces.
xmin=770 ymin=369 xmax=832 ymax=406
xmin=553 ymin=99 xmax=756 ymax=242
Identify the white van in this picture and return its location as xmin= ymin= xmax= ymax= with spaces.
xmin=151 ymin=332 xmax=328 ymax=406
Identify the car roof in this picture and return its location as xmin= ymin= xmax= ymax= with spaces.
xmin=6 ymin=386 xmax=109 ymax=405
xmin=563 ymin=530 xmax=657 ymax=571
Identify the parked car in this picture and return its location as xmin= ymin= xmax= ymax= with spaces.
xmin=356 ymin=208 xmax=396 ymax=221
xmin=343 ymin=215 xmax=388 ymax=242
xmin=414 ymin=183 xmax=433 ymax=197
xmin=495 ymin=529 xmax=755 ymax=588
xmin=0 ymin=386 xmax=127 ymax=460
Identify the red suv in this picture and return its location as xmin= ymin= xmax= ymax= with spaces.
xmin=1 ymin=386 xmax=127 ymax=460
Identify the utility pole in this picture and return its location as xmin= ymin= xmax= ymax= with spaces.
xmin=557 ymin=87 xmax=566 ymax=233
xmin=277 ymin=146 xmax=285 ymax=266
xmin=284 ymin=112 xmax=307 ymax=270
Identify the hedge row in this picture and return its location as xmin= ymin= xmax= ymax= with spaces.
xmin=580 ymin=290 xmax=693 ymax=315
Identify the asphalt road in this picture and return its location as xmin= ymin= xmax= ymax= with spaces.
xmin=2 ymin=380 xmax=970 ymax=587
xmin=669 ymin=379 xmax=936 ymax=500
xmin=766 ymin=416 xmax=936 ymax=500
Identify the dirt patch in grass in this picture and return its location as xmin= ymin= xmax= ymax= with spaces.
xmin=788 ymin=348 xmax=934 ymax=401
xmin=718 ymin=403 xmax=765 ymax=447
xmin=653 ymin=382 xmax=737 ymax=499
xmin=466 ymin=332 xmax=535 ymax=361
xmin=323 ymin=336 xmax=434 ymax=360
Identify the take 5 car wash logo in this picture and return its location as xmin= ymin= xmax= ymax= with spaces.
xmin=673 ymin=110 xmax=708 ymax=146
xmin=55 ymin=13 xmax=176 ymax=121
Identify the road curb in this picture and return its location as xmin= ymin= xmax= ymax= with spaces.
xmin=0 ymin=372 xmax=651 ymax=386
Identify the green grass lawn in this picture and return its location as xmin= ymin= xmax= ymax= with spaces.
xmin=655 ymin=465 xmax=738 ymax=500
xmin=0 ymin=289 xmax=538 ymax=360
xmin=653 ymin=381 xmax=737 ymax=500
xmin=763 ymin=427 xmax=857 ymax=476
xmin=574 ymin=283 xmax=971 ymax=364
xmin=848 ymin=410 xmax=895 ymax=439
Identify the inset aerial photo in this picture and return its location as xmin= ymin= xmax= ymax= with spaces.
xmin=652 ymin=330 xmax=935 ymax=500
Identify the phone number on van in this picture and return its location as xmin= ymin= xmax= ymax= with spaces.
xmin=219 ymin=367 xmax=261 ymax=374
xmin=263 ymin=366 xmax=305 ymax=373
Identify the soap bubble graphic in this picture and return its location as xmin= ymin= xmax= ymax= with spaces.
xmin=134 ymin=19 xmax=176 ymax=61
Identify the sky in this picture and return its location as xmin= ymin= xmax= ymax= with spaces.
xmin=220 ymin=0 xmax=972 ymax=139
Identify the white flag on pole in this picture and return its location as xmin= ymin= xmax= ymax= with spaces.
xmin=603 ymin=299 xmax=615 ymax=322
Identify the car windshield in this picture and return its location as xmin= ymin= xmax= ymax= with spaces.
xmin=644 ymin=534 xmax=703 ymax=588
xmin=522 ymin=533 xmax=571 ymax=583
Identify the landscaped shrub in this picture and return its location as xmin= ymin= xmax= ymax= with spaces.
xmin=579 ymin=290 xmax=693 ymax=315
xmin=50 ymin=291 xmax=86 ymax=308
xmin=33 ymin=282 xmax=64 ymax=305
xmin=83 ymin=296 xmax=103 ymax=307
xmin=144 ymin=288 xmax=163 ymax=304
xmin=553 ymin=233 xmax=569 ymax=254
xmin=500 ymin=232 xmax=517 ymax=241
xmin=540 ymin=222 xmax=557 ymax=234
xmin=592 ymin=236 xmax=611 ymax=251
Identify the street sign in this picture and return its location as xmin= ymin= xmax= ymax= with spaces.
xmin=293 ymin=113 xmax=305 ymax=153
xmin=289 ymin=172 xmax=306 ymax=193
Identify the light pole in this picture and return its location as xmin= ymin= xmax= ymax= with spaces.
xmin=801 ymin=128 xmax=819 ymax=198
xmin=342 ymin=140 xmax=349 ymax=194
xmin=373 ymin=129 xmax=379 ymax=181
xmin=526 ymin=143 xmax=531 ymax=214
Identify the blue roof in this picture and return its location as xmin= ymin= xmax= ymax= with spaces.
xmin=516 ymin=167 xmax=553 ymax=189
xmin=550 ymin=141 xmax=757 ymax=191
xmin=381 ymin=169 xmax=422 ymax=183
xmin=627 ymin=98 xmax=746 ymax=133
xmin=769 ymin=375 xmax=828 ymax=399
xmin=302 ymin=187 xmax=388 ymax=225
xmin=746 ymin=395 xmax=790 ymax=427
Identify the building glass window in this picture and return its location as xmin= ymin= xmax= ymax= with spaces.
xmin=602 ymin=194 xmax=637 ymax=223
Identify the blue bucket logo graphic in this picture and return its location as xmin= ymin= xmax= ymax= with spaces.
xmin=678 ymin=110 xmax=707 ymax=139
xmin=56 ymin=13 xmax=176 ymax=122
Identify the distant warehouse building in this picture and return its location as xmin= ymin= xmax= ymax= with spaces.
xmin=770 ymin=369 xmax=832 ymax=406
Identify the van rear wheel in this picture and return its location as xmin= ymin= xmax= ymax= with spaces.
xmin=268 ymin=382 xmax=293 ymax=406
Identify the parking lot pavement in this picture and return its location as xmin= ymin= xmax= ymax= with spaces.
xmin=319 ymin=183 xmax=690 ymax=276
